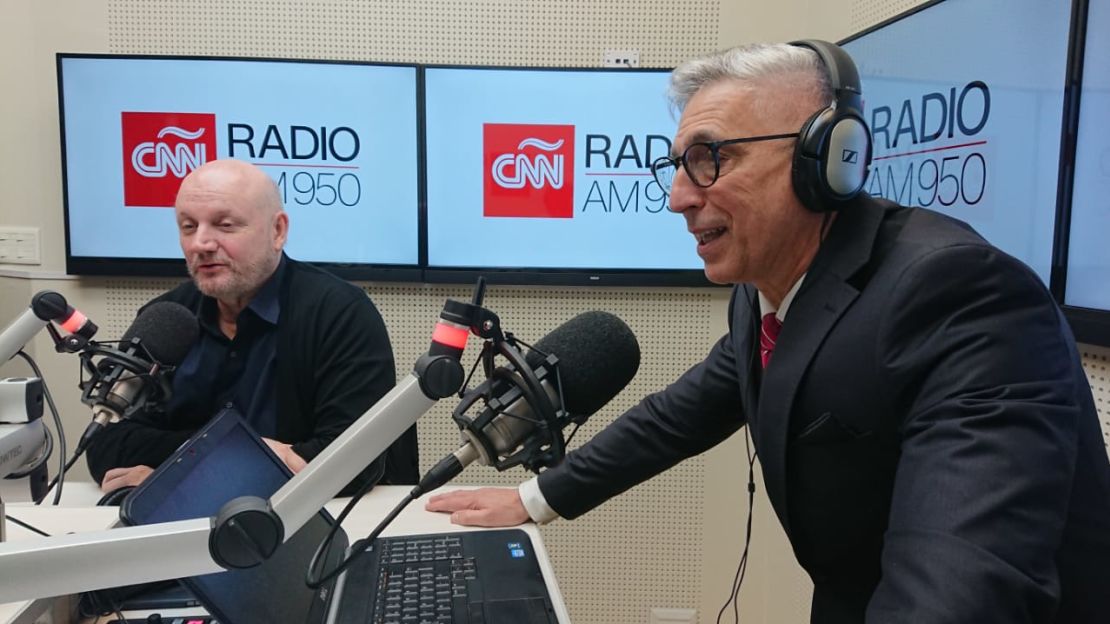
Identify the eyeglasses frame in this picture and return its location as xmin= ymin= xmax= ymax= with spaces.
xmin=650 ymin=132 xmax=801 ymax=195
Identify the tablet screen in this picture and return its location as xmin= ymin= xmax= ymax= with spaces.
xmin=120 ymin=409 xmax=346 ymax=623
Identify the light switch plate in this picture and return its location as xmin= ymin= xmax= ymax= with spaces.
xmin=0 ymin=226 xmax=41 ymax=265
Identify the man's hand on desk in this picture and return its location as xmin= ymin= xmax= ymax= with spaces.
xmin=100 ymin=465 xmax=154 ymax=492
xmin=263 ymin=437 xmax=307 ymax=473
xmin=425 ymin=487 xmax=531 ymax=527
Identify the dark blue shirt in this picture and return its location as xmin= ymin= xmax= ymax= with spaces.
xmin=166 ymin=257 xmax=285 ymax=437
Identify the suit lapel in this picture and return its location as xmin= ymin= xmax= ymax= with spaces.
xmin=753 ymin=199 xmax=886 ymax=536
xmin=734 ymin=285 xmax=763 ymax=413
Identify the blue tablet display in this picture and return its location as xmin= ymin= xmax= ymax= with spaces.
xmin=121 ymin=409 xmax=343 ymax=624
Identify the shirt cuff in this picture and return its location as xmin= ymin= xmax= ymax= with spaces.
xmin=519 ymin=477 xmax=560 ymax=525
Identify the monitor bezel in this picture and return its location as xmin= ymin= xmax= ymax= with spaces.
xmin=419 ymin=63 xmax=719 ymax=288
xmin=840 ymin=0 xmax=1110 ymax=346
xmin=56 ymin=52 xmax=424 ymax=282
xmin=1052 ymin=0 xmax=1110 ymax=345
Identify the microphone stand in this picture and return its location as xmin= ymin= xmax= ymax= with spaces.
xmin=71 ymin=339 xmax=174 ymax=455
xmin=453 ymin=337 xmax=569 ymax=473
xmin=0 ymin=285 xmax=497 ymax=604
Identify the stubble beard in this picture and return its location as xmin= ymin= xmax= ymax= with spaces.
xmin=188 ymin=253 xmax=276 ymax=302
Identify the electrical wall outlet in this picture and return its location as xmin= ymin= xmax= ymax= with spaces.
xmin=602 ymin=49 xmax=640 ymax=68
xmin=649 ymin=607 xmax=697 ymax=624
xmin=0 ymin=226 xmax=41 ymax=265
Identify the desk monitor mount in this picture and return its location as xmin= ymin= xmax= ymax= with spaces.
xmin=0 ymin=280 xmax=503 ymax=603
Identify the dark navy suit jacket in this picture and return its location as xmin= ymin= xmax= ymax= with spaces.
xmin=537 ymin=196 xmax=1110 ymax=623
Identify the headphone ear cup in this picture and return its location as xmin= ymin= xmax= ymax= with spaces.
xmin=823 ymin=114 xmax=871 ymax=200
xmin=792 ymin=107 xmax=834 ymax=212
xmin=792 ymin=107 xmax=872 ymax=212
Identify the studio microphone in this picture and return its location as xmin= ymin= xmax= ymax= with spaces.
xmin=75 ymin=301 xmax=199 ymax=454
xmin=419 ymin=311 xmax=640 ymax=492
xmin=0 ymin=290 xmax=97 ymax=364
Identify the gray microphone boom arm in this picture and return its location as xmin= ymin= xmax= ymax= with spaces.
xmin=0 ymin=291 xmax=97 ymax=365
xmin=0 ymin=289 xmax=496 ymax=603
xmin=0 ymin=378 xmax=47 ymax=480
xmin=0 ymin=308 xmax=50 ymax=366
xmin=0 ymin=421 xmax=48 ymax=481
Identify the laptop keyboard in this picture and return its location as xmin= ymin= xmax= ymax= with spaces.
xmin=371 ymin=534 xmax=477 ymax=624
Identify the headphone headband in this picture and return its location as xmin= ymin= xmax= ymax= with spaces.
xmin=789 ymin=39 xmax=864 ymax=113
xmin=786 ymin=40 xmax=872 ymax=212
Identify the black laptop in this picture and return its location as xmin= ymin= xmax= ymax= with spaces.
xmin=329 ymin=527 xmax=558 ymax=623
xmin=119 ymin=408 xmax=558 ymax=624
xmin=119 ymin=408 xmax=348 ymax=624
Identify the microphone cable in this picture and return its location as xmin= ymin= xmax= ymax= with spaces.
xmin=12 ymin=351 xmax=68 ymax=505
xmin=717 ymin=425 xmax=757 ymax=624
xmin=716 ymin=289 xmax=762 ymax=624
xmin=4 ymin=513 xmax=50 ymax=537
xmin=304 ymin=457 xmax=404 ymax=590
xmin=304 ymin=452 xmax=465 ymax=590
xmin=77 ymin=586 xmax=127 ymax=624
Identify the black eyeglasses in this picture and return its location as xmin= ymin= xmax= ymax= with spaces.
xmin=650 ymin=133 xmax=800 ymax=198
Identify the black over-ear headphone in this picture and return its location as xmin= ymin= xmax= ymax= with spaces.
xmin=789 ymin=39 xmax=872 ymax=212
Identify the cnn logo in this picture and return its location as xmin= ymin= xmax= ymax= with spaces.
xmin=121 ymin=112 xmax=216 ymax=208
xmin=483 ymin=123 xmax=574 ymax=218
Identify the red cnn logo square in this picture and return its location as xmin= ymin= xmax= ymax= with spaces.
xmin=121 ymin=112 xmax=216 ymax=208
xmin=483 ymin=124 xmax=575 ymax=218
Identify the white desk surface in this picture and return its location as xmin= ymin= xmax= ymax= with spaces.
xmin=2 ymin=483 xmax=570 ymax=624
xmin=1 ymin=483 xmax=118 ymax=624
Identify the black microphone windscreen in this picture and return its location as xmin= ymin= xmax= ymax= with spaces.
xmin=526 ymin=311 xmax=640 ymax=415
xmin=121 ymin=301 xmax=199 ymax=365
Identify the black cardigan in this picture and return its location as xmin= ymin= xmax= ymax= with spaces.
xmin=85 ymin=258 xmax=418 ymax=490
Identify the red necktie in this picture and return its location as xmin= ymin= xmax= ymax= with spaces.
xmin=760 ymin=313 xmax=782 ymax=369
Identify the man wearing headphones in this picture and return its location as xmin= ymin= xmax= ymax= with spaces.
xmin=427 ymin=41 xmax=1110 ymax=622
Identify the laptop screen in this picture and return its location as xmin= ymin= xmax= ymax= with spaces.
xmin=120 ymin=408 xmax=347 ymax=624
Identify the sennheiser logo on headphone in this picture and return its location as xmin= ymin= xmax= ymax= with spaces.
xmin=841 ymin=149 xmax=859 ymax=164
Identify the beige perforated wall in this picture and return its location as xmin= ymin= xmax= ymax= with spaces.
xmin=849 ymin=0 xmax=934 ymax=33
xmin=106 ymin=0 xmax=720 ymax=66
xmin=1080 ymin=344 xmax=1110 ymax=454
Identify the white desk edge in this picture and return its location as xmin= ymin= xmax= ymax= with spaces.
xmin=1 ymin=483 xmax=571 ymax=624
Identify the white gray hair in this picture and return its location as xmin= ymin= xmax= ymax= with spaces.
xmin=667 ymin=43 xmax=833 ymax=115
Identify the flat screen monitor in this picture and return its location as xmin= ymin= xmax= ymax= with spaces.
xmin=1062 ymin=0 xmax=1110 ymax=344
xmin=423 ymin=67 xmax=712 ymax=286
xmin=57 ymin=55 xmax=421 ymax=279
xmin=841 ymin=0 xmax=1073 ymax=287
